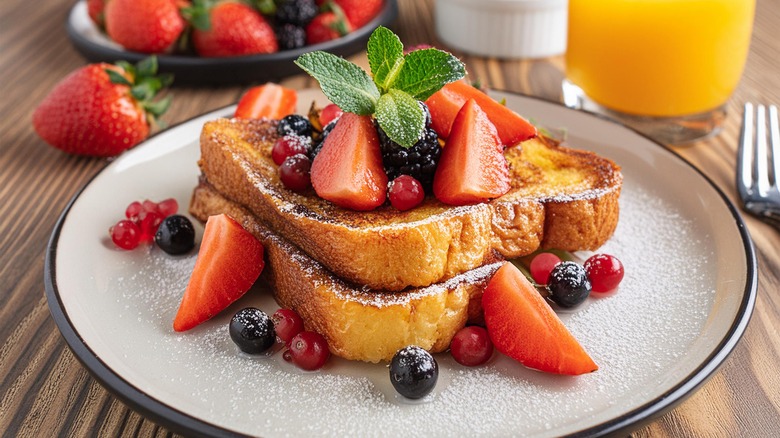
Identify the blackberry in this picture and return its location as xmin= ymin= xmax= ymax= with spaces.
xmin=310 ymin=119 xmax=338 ymax=160
xmin=275 ymin=0 xmax=318 ymax=27
xmin=378 ymin=125 xmax=441 ymax=191
xmin=276 ymin=24 xmax=306 ymax=50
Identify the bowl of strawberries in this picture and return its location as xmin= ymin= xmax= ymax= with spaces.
xmin=66 ymin=0 xmax=397 ymax=85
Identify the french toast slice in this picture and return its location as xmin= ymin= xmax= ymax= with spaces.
xmin=198 ymin=118 xmax=621 ymax=292
xmin=190 ymin=182 xmax=503 ymax=363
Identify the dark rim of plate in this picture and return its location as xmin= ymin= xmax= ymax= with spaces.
xmin=44 ymin=92 xmax=757 ymax=438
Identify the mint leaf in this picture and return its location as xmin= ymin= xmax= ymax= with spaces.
xmin=295 ymin=52 xmax=380 ymax=116
xmin=394 ymin=48 xmax=465 ymax=101
xmin=367 ymin=26 xmax=404 ymax=92
xmin=375 ymin=89 xmax=424 ymax=148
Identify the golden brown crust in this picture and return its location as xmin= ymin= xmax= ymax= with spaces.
xmin=190 ymin=183 xmax=502 ymax=363
xmin=198 ymin=118 xmax=622 ymax=291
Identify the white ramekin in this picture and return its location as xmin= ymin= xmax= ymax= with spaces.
xmin=434 ymin=0 xmax=567 ymax=59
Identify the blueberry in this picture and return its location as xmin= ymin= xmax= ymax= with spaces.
xmin=230 ymin=308 xmax=276 ymax=354
xmin=389 ymin=346 xmax=438 ymax=399
xmin=277 ymin=114 xmax=313 ymax=138
xmin=154 ymin=215 xmax=195 ymax=255
xmin=547 ymin=261 xmax=592 ymax=308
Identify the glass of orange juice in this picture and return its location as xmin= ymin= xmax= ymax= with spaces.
xmin=563 ymin=0 xmax=755 ymax=144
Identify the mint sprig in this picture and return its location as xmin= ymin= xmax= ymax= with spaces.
xmin=294 ymin=26 xmax=465 ymax=148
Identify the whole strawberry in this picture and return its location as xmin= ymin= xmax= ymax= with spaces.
xmin=189 ymin=1 xmax=278 ymax=57
xmin=105 ymin=0 xmax=185 ymax=53
xmin=334 ymin=0 xmax=384 ymax=29
xmin=306 ymin=12 xmax=352 ymax=45
xmin=87 ymin=0 xmax=105 ymax=29
xmin=32 ymin=57 xmax=172 ymax=157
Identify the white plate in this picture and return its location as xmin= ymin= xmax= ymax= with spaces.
xmin=45 ymin=90 xmax=756 ymax=437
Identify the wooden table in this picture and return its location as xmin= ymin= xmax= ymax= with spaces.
xmin=2 ymin=0 xmax=779 ymax=436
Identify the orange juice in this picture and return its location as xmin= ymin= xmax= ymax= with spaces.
xmin=566 ymin=0 xmax=755 ymax=117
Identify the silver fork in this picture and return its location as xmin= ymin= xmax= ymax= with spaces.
xmin=737 ymin=103 xmax=780 ymax=229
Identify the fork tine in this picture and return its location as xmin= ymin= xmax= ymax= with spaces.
xmin=769 ymin=105 xmax=780 ymax=190
xmin=738 ymin=102 xmax=755 ymax=198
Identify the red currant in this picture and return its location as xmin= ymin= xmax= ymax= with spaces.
xmin=125 ymin=201 xmax=143 ymax=220
xmin=272 ymin=308 xmax=305 ymax=344
xmin=157 ymin=198 xmax=179 ymax=217
xmin=289 ymin=331 xmax=330 ymax=371
xmin=529 ymin=252 xmax=562 ymax=285
xmin=279 ymin=154 xmax=312 ymax=193
xmin=388 ymin=175 xmax=424 ymax=211
xmin=450 ymin=326 xmax=493 ymax=366
xmin=111 ymin=220 xmax=141 ymax=250
xmin=272 ymin=135 xmax=312 ymax=165
xmin=319 ymin=104 xmax=343 ymax=127
xmin=584 ymin=254 xmax=624 ymax=292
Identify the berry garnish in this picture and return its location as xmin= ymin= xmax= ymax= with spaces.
xmin=275 ymin=0 xmax=318 ymax=27
xmin=155 ymin=215 xmax=196 ymax=255
xmin=272 ymin=135 xmax=312 ymax=165
xmin=288 ymin=331 xmax=330 ymax=371
xmin=529 ymin=252 xmax=562 ymax=285
xmin=272 ymin=308 xmax=305 ymax=344
xmin=279 ymin=154 xmax=312 ymax=192
xmin=547 ymin=261 xmax=592 ymax=308
xmin=229 ymin=308 xmax=276 ymax=354
xmin=276 ymin=24 xmax=306 ymax=50
xmin=138 ymin=209 xmax=163 ymax=242
xmin=157 ymin=198 xmax=179 ymax=217
xmin=318 ymin=103 xmax=343 ymax=127
xmin=379 ymin=124 xmax=441 ymax=191
xmin=389 ymin=346 xmax=438 ymax=399
xmin=125 ymin=201 xmax=143 ymax=220
xmin=277 ymin=114 xmax=313 ymax=138
xmin=110 ymin=220 xmax=141 ymax=250
xmin=309 ymin=119 xmax=337 ymax=160
xmin=584 ymin=254 xmax=624 ymax=292
xmin=142 ymin=199 xmax=160 ymax=215
xmin=450 ymin=326 xmax=493 ymax=367
xmin=388 ymin=175 xmax=424 ymax=211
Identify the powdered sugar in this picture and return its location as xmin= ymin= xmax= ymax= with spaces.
xmin=98 ymin=180 xmax=719 ymax=437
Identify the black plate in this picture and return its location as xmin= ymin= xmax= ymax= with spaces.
xmin=66 ymin=0 xmax=398 ymax=85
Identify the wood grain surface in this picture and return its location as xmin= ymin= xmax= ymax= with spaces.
xmin=1 ymin=0 xmax=779 ymax=436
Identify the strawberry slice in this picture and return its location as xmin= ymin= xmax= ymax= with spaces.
xmin=234 ymin=83 xmax=297 ymax=120
xmin=425 ymin=80 xmax=537 ymax=146
xmin=173 ymin=214 xmax=265 ymax=332
xmin=433 ymin=99 xmax=510 ymax=205
xmin=482 ymin=263 xmax=598 ymax=375
xmin=310 ymin=112 xmax=388 ymax=211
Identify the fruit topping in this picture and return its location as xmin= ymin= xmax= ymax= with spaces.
xmin=426 ymin=80 xmax=537 ymax=146
xmin=450 ymin=326 xmax=493 ymax=367
xmin=32 ymin=57 xmax=172 ymax=157
xmin=378 ymin=114 xmax=441 ymax=191
xmin=190 ymin=1 xmax=278 ymax=57
xmin=319 ymin=103 xmax=343 ymax=128
xmin=277 ymin=114 xmax=314 ymax=138
xmin=279 ymin=154 xmax=313 ymax=193
xmin=547 ymin=261 xmax=592 ymax=308
xmin=432 ymin=99 xmax=511 ymax=206
xmin=138 ymin=209 xmax=163 ymax=242
xmin=235 ymin=83 xmax=297 ymax=120
xmin=334 ymin=0 xmax=384 ymax=29
xmin=310 ymin=113 xmax=388 ymax=210
xmin=155 ymin=215 xmax=196 ymax=255
xmin=389 ymin=346 xmax=438 ymax=399
xmin=387 ymin=175 xmax=424 ymax=211
xmin=157 ymin=198 xmax=179 ymax=218
xmin=276 ymin=24 xmax=307 ymax=50
xmin=309 ymin=119 xmax=337 ymax=160
xmin=305 ymin=12 xmax=352 ymax=45
xmin=288 ymin=331 xmax=330 ymax=371
xmin=272 ymin=135 xmax=312 ymax=165
xmin=110 ymin=220 xmax=141 ymax=250
xmin=584 ymin=254 xmax=625 ymax=292
xmin=529 ymin=252 xmax=562 ymax=285
xmin=229 ymin=307 xmax=276 ymax=354
xmin=173 ymin=214 xmax=265 ymax=332
xmin=482 ymin=262 xmax=598 ymax=375
xmin=272 ymin=308 xmax=305 ymax=344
